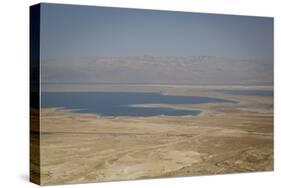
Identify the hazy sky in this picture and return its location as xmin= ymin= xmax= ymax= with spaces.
xmin=40 ymin=3 xmax=273 ymax=61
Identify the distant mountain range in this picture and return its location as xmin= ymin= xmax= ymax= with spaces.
xmin=42 ymin=56 xmax=273 ymax=85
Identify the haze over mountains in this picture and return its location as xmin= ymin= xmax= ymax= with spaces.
xmin=42 ymin=56 xmax=273 ymax=85
xmin=40 ymin=4 xmax=273 ymax=87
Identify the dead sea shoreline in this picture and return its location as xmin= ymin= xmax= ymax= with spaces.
xmin=31 ymin=85 xmax=273 ymax=185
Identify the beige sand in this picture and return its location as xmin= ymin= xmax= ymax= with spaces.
xmin=35 ymin=85 xmax=273 ymax=185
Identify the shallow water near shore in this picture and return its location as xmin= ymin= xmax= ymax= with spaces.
xmin=41 ymin=92 xmax=236 ymax=116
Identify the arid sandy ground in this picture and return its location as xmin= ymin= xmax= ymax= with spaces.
xmin=35 ymin=85 xmax=273 ymax=185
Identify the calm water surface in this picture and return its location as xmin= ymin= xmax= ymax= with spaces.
xmin=41 ymin=92 xmax=236 ymax=117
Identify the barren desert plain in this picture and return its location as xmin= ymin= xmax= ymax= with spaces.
xmin=30 ymin=84 xmax=273 ymax=185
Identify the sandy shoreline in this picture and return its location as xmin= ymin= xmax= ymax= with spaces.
xmin=33 ymin=86 xmax=273 ymax=185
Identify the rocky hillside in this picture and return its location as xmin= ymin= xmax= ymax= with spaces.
xmin=42 ymin=56 xmax=273 ymax=85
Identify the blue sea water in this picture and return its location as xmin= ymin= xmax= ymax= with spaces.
xmin=41 ymin=92 xmax=236 ymax=117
